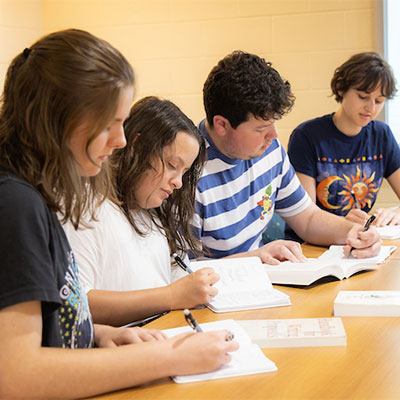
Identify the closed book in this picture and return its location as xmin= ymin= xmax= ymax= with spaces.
xmin=376 ymin=225 xmax=400 ymax=239
xmin=237 ymin=318 xmax=346 ymax=348
xmin=334 ymin=290 xmax=400 ymax=316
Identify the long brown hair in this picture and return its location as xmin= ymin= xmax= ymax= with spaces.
xmin=0 ymin=29 xmax=134 ymax=228
xmin=115 ymin=96 xmax=206 ymax=257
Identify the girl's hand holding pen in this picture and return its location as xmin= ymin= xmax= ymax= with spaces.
xmin=168 ymin=330 xmax=239 ymax=376
xmin=169 ymin=268 xmax=219 ymax=310
xmin=344 ymin=215 xmax=381 ymax=258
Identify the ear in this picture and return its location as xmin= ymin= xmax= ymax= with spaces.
xmin=213 ymin=115 xmax=231 ymax=137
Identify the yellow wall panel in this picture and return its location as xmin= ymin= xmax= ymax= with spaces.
xmin=308 ymin=51 xmax=356 ymax=89
xmin=344 ymin=9 xmax=374 ymax=49
xmin=308 ymin=0 xmax=374 ymax=13
xmin=1 ymin=0 xmax=378 ymax=152
xmin=238 ymin=0 xmax=308 ymax=16
xmin=268 ymin=53 xmax=311 ymax=91
xmin=169 ymin=0 xmax=240 ymax=22
xmin=0 ymin=0 xmax=43 ymax=28
xmin=272 ymin=12 xmax=345 ymax=52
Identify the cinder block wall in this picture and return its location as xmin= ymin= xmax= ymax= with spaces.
xmin=42 ymin=0 xmax=377 ymax=148
xmin=2 ymin=0 xmax=395 ymax=206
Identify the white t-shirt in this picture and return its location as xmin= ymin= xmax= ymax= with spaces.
xmin=63 ymin=199 xmax=185 ymax=292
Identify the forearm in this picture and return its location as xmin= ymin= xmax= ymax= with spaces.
xmin=300 ymin=210 xmax=355 ymax=246
xmin=88 ymin=287 xmax=173 ymax=326
xmin=1 ymin=340 xmax=175 ymax=399
xmin=287 ymin=203 xmax=355 ymax=246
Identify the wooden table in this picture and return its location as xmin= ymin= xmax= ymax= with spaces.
xmin=90 ymin=241 xmax=400 ymax=400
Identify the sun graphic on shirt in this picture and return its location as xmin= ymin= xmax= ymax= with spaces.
xmin=338 ymin=165 xmax=379 ymax=211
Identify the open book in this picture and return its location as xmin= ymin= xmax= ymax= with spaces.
xmin=163 ymin=319 xmax=277 ymax=383
xmin=263 ymin=245 xmax=396 ymax=286
xmin=334 ymin=290 xmax=400 ymax=316
xmin=189 ymin=257 xmax=290 ymax=312
xmin=237 ymin=317 xmax=346 ymax=348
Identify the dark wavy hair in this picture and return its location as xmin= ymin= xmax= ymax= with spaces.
xmin=331 ymin=52 xmax=396 ymax=103
xmin=114 ymin=96 xmax=206 ymax=257
xmin=203 ymin=50 xmax=295 ymax=128
xmin=0 ymin=29 xmax=135 ymax=228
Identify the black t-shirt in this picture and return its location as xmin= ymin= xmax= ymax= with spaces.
xmin=0 ymin=173 xmax=94 ymax=348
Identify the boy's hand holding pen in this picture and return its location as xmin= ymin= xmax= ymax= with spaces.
xmin=347 ymin=214 xmax=380 ymax=258
xmin=346 ymin=191 xmax=370 ymax=224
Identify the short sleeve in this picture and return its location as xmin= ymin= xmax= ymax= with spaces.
xmin=62 ymin=219 xmax=99 ymax=292
xmin=382 ymin=125 xmax=400 ymax=178
xmin=0 ymin=177 xmax=60 ymax=310
xmin=287 ymin=125 xmax=318 ymax=178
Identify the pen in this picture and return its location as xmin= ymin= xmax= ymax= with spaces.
xmin=173 ymin=253 xmax=193 ymax=274
xmin=183 ymin=309 xmax=235 ymax=341
xmin=121 ymin=311 xmax=170 ymax=328
xmin=349 ymin=214 xmax=376 ymax=255
xmin=184 ymin=309 xmax=203 ymax=332
xmin=350 ymin=190 xmax=361 ymax=210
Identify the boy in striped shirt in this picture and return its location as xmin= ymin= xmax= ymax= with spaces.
xmin=192 ymin=51 xmax=380 ymax=264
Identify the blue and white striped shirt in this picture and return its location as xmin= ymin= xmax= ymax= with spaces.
xmin=192 ymin=119 xmax=311 ymax=258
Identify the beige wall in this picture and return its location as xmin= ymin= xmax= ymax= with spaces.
xmin=0 ymin=0 xmax=43 ymax=91
xmin=1 ymin=0 xmax=379 ymax=149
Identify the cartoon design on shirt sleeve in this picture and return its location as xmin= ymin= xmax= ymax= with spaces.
xmin=257 ymin=185 xmax=273 ymax=220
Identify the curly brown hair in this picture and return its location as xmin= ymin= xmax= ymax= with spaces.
xmin=0 ymin=29 xmax=134 ymax=228
xmin=203 ymin=50 xmax=295 ymax=128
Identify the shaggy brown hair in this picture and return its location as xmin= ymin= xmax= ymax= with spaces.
xmin=331 ymin=52 xmax=396 ymax=102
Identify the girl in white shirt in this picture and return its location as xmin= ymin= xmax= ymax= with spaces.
xmin=65 ymin=96 xmax=219 ymax=326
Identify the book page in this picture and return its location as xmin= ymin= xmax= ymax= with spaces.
xmin=319 ymin=245 xmax=396 ymax=264
xmin=210 ymin=288 xmax=290 ymax=312
xmin=190 ymin=257 xmax=273 ymax=294
xmin=190 ymin=257 xmax=290 ymax=311
xmin=163 ymin=319 xmax=277 ymax=383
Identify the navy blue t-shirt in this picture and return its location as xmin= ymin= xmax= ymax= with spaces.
xmin=288 ymin=114 xmax=400 ymax=216
xmin=0 ymin=173 xmax=94 ymax=348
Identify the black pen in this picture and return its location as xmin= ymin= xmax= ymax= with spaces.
xmin=173 ymin=253 xmax=193 ymax=274
xmin=184 ymin=308 xmax=203 ymax=332
xmin=349 ymin=214 xmax=376 ymax=255
xmin=350 ymin=190 xmax=361 ymax=210
xmin=121 ymin=311 xmax=170 ymax=328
